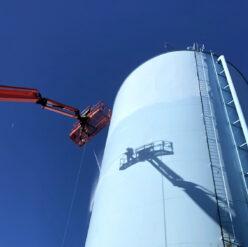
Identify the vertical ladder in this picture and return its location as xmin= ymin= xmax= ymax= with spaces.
xmin=211 ymin=53 xmax=248 ymax=201
xmin=194 ymin=51 xmax=239 ymax=247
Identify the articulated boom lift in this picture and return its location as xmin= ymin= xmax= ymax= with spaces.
xmin=0 ymin=85 xmax=112 ymax=147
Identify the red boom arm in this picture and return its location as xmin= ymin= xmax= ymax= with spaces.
xmin=0 ymin=85 xmax=80 ymax=119
xmin=0 ymin=84 xmax=112 ymax=147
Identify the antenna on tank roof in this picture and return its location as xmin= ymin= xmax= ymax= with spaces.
xmin=164 ymin=42 xmax=175 ymax=51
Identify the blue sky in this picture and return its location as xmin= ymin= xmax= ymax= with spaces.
xmin=0 ymin=0 xmax=247 ymax=246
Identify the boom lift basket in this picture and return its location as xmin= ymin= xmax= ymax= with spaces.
xmin=69 ymin=102 xmax=112 ymax=147
xmin=0 ymin=85 xmax=112 ymax=147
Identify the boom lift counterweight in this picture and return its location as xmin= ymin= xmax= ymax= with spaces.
xmin=0 ymin=85 xmax=111 ymax=147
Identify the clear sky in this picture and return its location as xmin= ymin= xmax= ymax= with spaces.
xmin=0 ymin=0 xmax=247 ymax=247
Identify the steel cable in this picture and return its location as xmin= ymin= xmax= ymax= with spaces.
xmin=60 ymin=146 xmax=87 ymax=247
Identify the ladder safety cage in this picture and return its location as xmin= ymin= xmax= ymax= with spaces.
xmin=217 ymin=56 xmax=248 ymax=149
xmin=195 ymin=51 xmax=239 ymax=246
xmin=212 ymin=53 xmax=248 ymax=201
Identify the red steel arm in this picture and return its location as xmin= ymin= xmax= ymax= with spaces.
xmin=0 ymin=85 xmax=80 ymax=119
xmin=0 ymin=85 xmax=40 ymax=103
xmin=42 ymin=98 xmax=80 ymax=119
xmin=0 ymin=85 xmax=112 ymax=147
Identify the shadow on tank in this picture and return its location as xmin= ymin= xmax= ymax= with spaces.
xmin=120 ymin=141 xmax=174 ymax=170
xmin=120 ymin=141 xmax=240 ymax=246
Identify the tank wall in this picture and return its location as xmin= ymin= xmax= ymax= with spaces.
xmin=85 ymin=51 xmax=224 ymax=247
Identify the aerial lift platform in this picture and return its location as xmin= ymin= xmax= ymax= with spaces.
xmin=0 ymin=85 xmax=112 ymax=147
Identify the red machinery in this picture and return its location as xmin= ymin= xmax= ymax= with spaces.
xmin=0 ymin=85 xmax=112 ymax=147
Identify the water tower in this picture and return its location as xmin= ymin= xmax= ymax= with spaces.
xmin=85 ymin=47 xmax=248 ymax=247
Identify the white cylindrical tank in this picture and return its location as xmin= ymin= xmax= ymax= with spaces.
xmin=85 ymin=50 xmax=248 ymax=247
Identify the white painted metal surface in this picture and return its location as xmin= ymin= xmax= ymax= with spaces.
xmin=85 ymin=50 xmax=248 ymax=247
xmin=217 ymin=55 xmax=248 ymax=148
